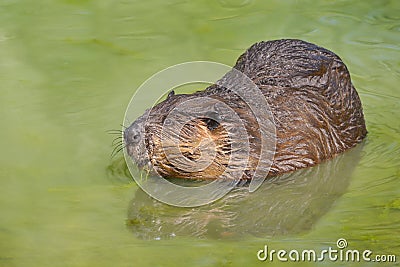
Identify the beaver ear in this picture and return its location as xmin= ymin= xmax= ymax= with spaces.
xmin=167 ymin=90 xmax=175 ymax=99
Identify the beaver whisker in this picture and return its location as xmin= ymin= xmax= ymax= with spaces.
xmin=108 ymin=128 xmax=126 ymax=158
xmin=111 ymin=143 xmax=126 ymax=159
xmin=112 ymin=141 xmax=124 ymax=150
xmin=112 ymin=136 xmax=124 ymax=146
xmin=106 ymin=129 xmax=124 ymax=134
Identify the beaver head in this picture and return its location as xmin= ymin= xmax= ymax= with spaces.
xmin=124 ymin=90 xmax=260 ymax=180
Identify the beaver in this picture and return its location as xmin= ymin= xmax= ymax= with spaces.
xmin=124 ymin=39 xmax=367 ymax=180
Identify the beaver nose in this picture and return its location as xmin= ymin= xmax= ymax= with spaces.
xmin=124 ymin=126 xmax=141 ymax=145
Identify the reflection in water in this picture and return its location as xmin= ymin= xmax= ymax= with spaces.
xmin=126 ymin=142 xmax=364 ymax=240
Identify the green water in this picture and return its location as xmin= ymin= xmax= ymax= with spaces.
xmin=1 ymin=0 xmax=400 ymax=266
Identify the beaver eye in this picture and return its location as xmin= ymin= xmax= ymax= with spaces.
xmin=133 ymin=134 xmax=140 ymax=141
xmin=204 ymin=118 xmax=220 ymax=131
